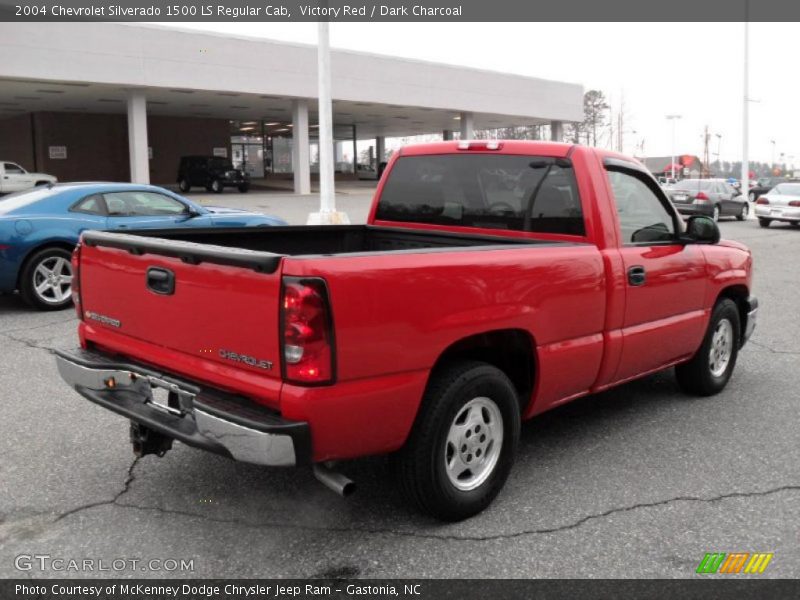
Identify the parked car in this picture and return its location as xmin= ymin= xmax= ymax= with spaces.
xmin=657 ymin=176 xmax=677 ymax=187
xmin=0 ymin=161 xmax=57 ymax=194
xmin=55 ymin=141 xmax=756 ymax=521
xmin=754 ymin=181 xmax=800 ymax=228
xmin=0 ymin=183 xmax=286 ymax=310
xmin=177 ymin=156 xmax=250 ymax=193
xmin=356 ymin=163 xmax=378 ymax=180
xmin=748 ymin=177 xmax=788 ymax=203
xmin=665 ymin=178 xmax=748 ymax=221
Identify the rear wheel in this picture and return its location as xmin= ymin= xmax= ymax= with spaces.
xmin=238 ymin=183 xmax=250 ymax=193
xmin=19 ymin=247 xmax=74 ymax=311
xmin=211 ymin=179 xmax=224 ymax=194
xmin=178 ymin=178 xmax=191 ymax=193
xmin=396 ymin=361 xmax=520 ymax=521
xmin=712 ymin=205 xmax=721 ymax=221
xmin=675 ymin=298 xmax=740 ymax=396
xmin=748 ymin=191 xmax=756 ymax=202
xmin=736 ymin=202 xmax=748 ymax=221
xmin=790 ymin=221 xmax=800 ymax=228
xmin=758 ymin=218 xmax=771 ymax=228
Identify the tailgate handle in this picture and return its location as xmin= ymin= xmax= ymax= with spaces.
xmin=146 ymin=267 xmax=175 ymax=295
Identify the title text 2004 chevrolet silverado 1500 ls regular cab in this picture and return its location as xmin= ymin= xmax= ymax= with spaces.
xmin=55 ymin=141 xmax=757 ymax=520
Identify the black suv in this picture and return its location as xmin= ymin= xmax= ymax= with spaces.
xmin=177 ymin=156 xmax=250 ymax=193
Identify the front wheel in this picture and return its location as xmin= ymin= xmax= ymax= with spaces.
xmin=675 ymin=298 xmax=740 ymax=396
xmin=712 ymin=205 xmax=721 ymax=221
xmin=211 ymin=179 xmax=224 ymax=194
xmin=736 ymin=202 xmax=748 ymax=221
xmin=238 ymin=183 xmax=250 ymax=193
xmin=19 ymin=247 xmax=74 ymax=311
xmin=748 ymin=192 xmax=755 ymax=202
xmin=758 ymin=218 xmax=771 ymax=228
xmin=178 ymin=178 xmax=191 ymax=193
xmin=396 ymin=361 xmax=520 ymax=521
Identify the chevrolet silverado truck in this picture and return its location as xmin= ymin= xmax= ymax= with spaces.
xmin=55 ymin=141 xmax=757 ymax=521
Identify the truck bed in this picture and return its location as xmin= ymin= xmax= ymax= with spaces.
xmin=87 ymin=224 xmax=557 ymax=261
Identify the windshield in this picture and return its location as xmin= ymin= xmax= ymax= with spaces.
xmin=671 ymin=179 xmax=713 ymax=191
xmin=375 ymin=154 xmax=585 ymax=235
xmin=0 ymin=187 xmax=58 ymax=215
xmin=772 ymin=183 xmax=800 ymax=195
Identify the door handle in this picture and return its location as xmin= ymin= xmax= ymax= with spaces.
xmin=146 ymin=267 xmax=175 ymax=295
xmin=627 ymin=265 xmax=646 ymax=286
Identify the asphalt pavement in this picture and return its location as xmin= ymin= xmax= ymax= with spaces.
xmin=0 ymin=198 xmax=797 ymax=579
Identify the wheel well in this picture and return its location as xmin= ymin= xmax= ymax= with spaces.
xmin=717 ymin=285 xmax=749 ymax=342
xmin=430 ymin=329 xmax=536 ymax=413
xmin=16 ymin=242 xmax=75 ymax=289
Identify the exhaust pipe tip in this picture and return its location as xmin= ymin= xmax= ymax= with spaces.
xmin=313 ymin=464 xmax=356 ymax=497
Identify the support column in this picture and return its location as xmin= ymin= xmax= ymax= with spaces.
xmin=459 ymin=112 xmax=474 ymax=140
xmin=550 ymin=121 xmax=564 ymax=142
xmin=292 ymin=99 xmax=311 ymax=195
xmin=126 ymin=90 xmax=149 ymax=184
xmin=352 ymin=124 xmax=358 ymax=175
xmin=375 ymin=136 xmax=385 ymax=165
xmin=442 ymin=130 xmax=454 ymax=141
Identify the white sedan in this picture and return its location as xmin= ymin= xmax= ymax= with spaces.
xmin=0 ymin=161 xmax=57 ymax=194
xmin=754 ymin=182 xmax=800 ymax=228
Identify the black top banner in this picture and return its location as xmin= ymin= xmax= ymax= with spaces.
xmin=0 ymin=0 xmax=790 ymax=22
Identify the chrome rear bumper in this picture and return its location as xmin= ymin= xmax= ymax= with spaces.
xmin=55 ymin=348 xmax=310 ymax=467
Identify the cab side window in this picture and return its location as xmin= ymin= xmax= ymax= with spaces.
xmin=71 ymin=194 xmax=106 ymax=215
xmin=607 ymin=170 xmax=677 ymax=244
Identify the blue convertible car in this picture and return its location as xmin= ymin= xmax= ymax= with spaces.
xmin=0 ymin=183 xmax=286 ymax=310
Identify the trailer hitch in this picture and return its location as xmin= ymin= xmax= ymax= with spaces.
xmin=129 ymin=422 xmax=173 ymax=458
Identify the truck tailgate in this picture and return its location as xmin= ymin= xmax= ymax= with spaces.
xmin=78 ymin=231 xmax=284 ymax=404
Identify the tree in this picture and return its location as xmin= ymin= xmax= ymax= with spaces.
xmin=583 ymin=90 xmax=609 ymax=147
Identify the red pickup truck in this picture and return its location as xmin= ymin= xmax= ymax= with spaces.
xmin=55 ymin=141 xmax=757 ymax=520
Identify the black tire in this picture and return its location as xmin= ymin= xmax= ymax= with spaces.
xmin=790 ymin=221 xmax=800 ymax=228
xmin=736 ymin=202 xmax=748 ymax=221
xmin=712 ymin=205 xmax=721 ymax=221
xmin=758 ymin=218 xmax=771 ymax=228
xmin=396 ymin=361 xmax=521 ymax=521
xmin=211 ymin=179 xmax=224 ymax=194
xmin=19 ymin=247 xmax=74 ymax=311
xmin=238 ymin=183 xmax=250 ymax=193
xmin=178 ymin=178 xmax=191 ymax=193
xmin=675 ymin=298 xmax=740 ymax=396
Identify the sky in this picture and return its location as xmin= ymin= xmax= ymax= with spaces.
xmin=161 ymin=22 xmax=796 ymax=167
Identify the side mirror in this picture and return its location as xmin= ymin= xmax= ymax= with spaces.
xmin=683 ymin=216 xmax=720 ymax=244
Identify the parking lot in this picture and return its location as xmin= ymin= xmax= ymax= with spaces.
xmin=0 ymin=194 xmax=797 ymax=579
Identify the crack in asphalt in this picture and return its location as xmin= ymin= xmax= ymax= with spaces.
xmin=0 ymin=316 xmax=75 ymax=337
xmin=0 ymin=331 xmax=57 ymax=352
xmin=53 ymin=456 xmax=141 ymax=523
xmin=747 ymin=340 xmax=800 ymax=355
xmin=97 ymin=482 xmax=799 ymax=543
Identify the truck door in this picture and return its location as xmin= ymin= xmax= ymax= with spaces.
xmin=605 ymin=164 xmax=708 ymax=382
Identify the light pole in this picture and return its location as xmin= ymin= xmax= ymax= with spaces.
xmin=770 ymin=139 xmax=776 ymax=168
xmin=307 ymin=17 xmax=349 ymax=225
xmin=715 ymin=133 xmax=722 ymax=165
xmin=741 ymin=15 xmax=749 ymax=195
xmin=666 ymin=114 xmax=682 ymax=180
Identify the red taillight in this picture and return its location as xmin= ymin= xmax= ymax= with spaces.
xmin=71 ymin=244 xmax=82 ymax=319
xmin=457 ymin=141 xmax=503 ymax=151
xmin=756 ymin=197 xmax=770 ymax=205
xmin=789 ymin=200 xmax=800 ymax=207
xmin=281 ymin=277 xmax=334 ymax=385
xmin=695 ymin=191 xmax=710 ymax=201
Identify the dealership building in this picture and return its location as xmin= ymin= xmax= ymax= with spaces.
xmin=0 ymin=23 xmax=583 ymax=193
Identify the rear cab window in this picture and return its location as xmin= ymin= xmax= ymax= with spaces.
xmin=375 ymin=154 xmax=585 ymax=236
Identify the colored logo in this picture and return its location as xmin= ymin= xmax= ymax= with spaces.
xmin=696 ymin=552 xmax=773 ymax=574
